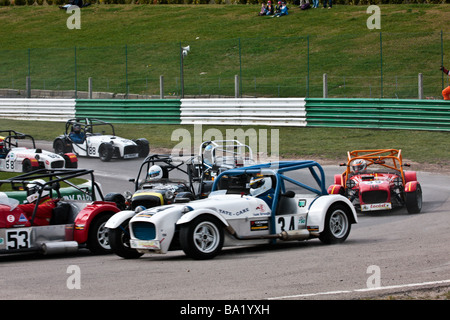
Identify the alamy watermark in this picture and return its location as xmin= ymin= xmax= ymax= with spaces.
xmin=171 ymin=124 xmax=280 ymax=164
xmin=366 ymin=5 xmax=381 ymax=30
xmin=66 ymin=6 xmax=81 ymax=30
xmin=366 ymin=265 xmax=381 ymax=288
xmin=66 ymin=265 xmax=81 ymax=289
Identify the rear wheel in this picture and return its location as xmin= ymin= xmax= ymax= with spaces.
xmin=319 ymin=204 xmax=351 ymax=244
xmin=405 ymin=184 xmax=422 ymax=214
xmin=180 ymin=215 xmax=224 ymax=260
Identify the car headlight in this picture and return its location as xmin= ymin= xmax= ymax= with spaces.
xmin=346 ymin=179 xmax=356 ymax=189
xmin=393 ymin=176 xmax=403 ymax=187
xmin=165 ymin=190 xmax=174 ymax=200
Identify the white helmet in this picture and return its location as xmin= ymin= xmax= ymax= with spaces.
xmin=148 ymin=165 xmax=163 ymax=181
xmin=26 ymin=179 xmax=48 ymax=203
xmin=351 ymin=159 xmax=367 ymax=173
xmin=249 ymin=177 xmax=272 ymax=197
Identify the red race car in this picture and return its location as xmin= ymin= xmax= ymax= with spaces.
xmin=0 ymin=168 xmax=120 ymax=255
xmin=328 ymin=149 xmax=422 ymax=214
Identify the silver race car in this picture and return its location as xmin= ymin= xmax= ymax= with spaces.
xmin=106 ymin=160 xmax=357 ymax=260
xmin=53 ymin=118 xmax=149 ymax=162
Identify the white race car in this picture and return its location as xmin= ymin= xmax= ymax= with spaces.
xmin=106 ymin=161 xmax=358 ymax=260
xmin=53 ymin=118 xmax=149 ymax=162
xmin=0 ymin=130 xmax=77 ymax=172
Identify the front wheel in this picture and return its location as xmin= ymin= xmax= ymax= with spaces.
xmin=109 ymin=219 xmax=143 ymax=259
xmin=99 ymin=143 xmax=114 ymax=162
xmin=319 ymin=204 xmax=351 ymax=244
xmin=87 ymin=213 xmax=114 ymax=254
xmin=180 ymin=215 xmax=224 ymax=260
xmin=405 ymin=184 xmax=422 ymax=214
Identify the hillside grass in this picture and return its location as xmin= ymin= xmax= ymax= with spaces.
xmin=0 ymin=4 xmax=449 ymax=98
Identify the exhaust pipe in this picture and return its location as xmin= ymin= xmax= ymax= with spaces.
xmin=226 ymin=225 xmax=315 ymax=241
xmin=41 ymin=241 xmax=79 ymax=255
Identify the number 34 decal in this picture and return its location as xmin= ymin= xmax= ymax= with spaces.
xmin=277 ymin=215 xmax=307 ymax=232
xmin=6 ymin=229 xmax=31 ymax=250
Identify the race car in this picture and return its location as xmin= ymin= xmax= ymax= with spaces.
xmin=0 ymin=168 xmax=120 ymax=255
xmin=104 ymin=153 xmax=210 ymax=258
xmin=0 ymin=130 xmax=77 ymax=172
xmin=53 ymin=118 xmax=149 ymax=162
xmin=192 ymin=140 xmax=256 ymax=182
xmin=327 ymin=149 xmax=422 ymax=214
xmin=106 ymin=160 xmax=357 ymax=260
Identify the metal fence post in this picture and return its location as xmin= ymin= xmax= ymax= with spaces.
xmin=26 ymin=76 xmax=31 ymax=98
xmin=323 ymin=73 xmax=328 ymax=98
xmin=160 ymin=75 xmax=164 ymax=99
xmin=235 ymin=75 xmax=239 ymax=98
xmin=88 ymin=77 xmax=93 ymax=99
xmin=418 ymin=73 xmax=423 ymax=99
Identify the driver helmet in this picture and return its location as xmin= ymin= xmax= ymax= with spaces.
xmin=148 ymin=165 xmax=163 ymax=181
xmin=73 ymin=124 xmax=81 ymax=133
xmin=351 ymin=159 xmax=367 ymax=173
xmin=26 ymin=179 xmax=48 ymax=203
xmin=249 ymin=176 xmax=272 ymax=197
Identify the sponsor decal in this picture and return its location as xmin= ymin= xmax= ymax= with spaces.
xmin=250 ymin=220 xmax=269 ymax=231
xmin=298 ymin=199 xmax=307 ymax=207
xmin=361 ymin=203 xmax=392 ymax=211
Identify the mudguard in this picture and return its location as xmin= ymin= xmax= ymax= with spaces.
xmin=327 ymin=184 xmax=344 ymax=195
xmin=306 ymin=195 xmax=357 ymax=233
xmin=404 ymin=171 xmax=417 ymax=183
xmin=176 ymin=208 xmax=229 ymax=227
xmin=73 ymin=201 xmax=120 ymax=244
xmin=405 ymin=181 xmax=420 ymax=193
xmin=105 ymin=210 xmax=136 ymax=229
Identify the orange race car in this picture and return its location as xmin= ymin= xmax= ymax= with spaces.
xmin=328 ymin=149 xmax=422 ymax=214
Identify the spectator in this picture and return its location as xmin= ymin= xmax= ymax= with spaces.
xmin=266 ymin=1 xmax=274 ymax=15
xmin=440 ymin=65 xmax=450 ymax=100
xmin=274 ymin=1 xmax=282 ymax=15
xmin=273 ymin=1 xmax=288 ymax=17
xmin=258 ymin=3 xmax=266 ymax=16
xmin=312 ymin=0 xmax=319 ymax=8
xmin=323 ymin=0 xmax=332 ymax=9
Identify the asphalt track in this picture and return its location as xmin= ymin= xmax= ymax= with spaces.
xmin=1 ymin=142 xmax=449 ymax=303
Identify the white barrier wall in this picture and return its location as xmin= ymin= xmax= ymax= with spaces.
xmin=0 ymin=98 xmax=76 ymax=122
xmin=180 ymin=98 xmax=307 ymax=126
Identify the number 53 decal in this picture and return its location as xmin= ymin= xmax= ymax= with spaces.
xmin=6 ymin=228 xmax=31 ymax=250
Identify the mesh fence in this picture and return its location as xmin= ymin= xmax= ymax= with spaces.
xmin=0 ymin=31 xmax=448 ymax=99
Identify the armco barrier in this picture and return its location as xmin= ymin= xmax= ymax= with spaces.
xmin=75 ymin=99 xmax=181 ymax=124
xmin=180 ymin=98 xmax=307 ymax=126
xmin=0 ymin=98 xmax=75 ymax=122
xmin=305 ymin=98 xmax=450 ymax=131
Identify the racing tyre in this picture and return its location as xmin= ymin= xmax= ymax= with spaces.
xmin=180 ymin=215 xmax=224 ymax=260
xmin=109 ymin=219 xmax=143 ymax=259
xmin=134 ymin=138 xmax=150 ymax=158
xmin=99 ymin=143 xmax=114 ymax=162
xmin=405 ymin=184 xmax=422 ymax=214
xmin=105 ymin=192 xmax=127 ymax=211
xmin=22 ymin=159 xmax=37 ymax=173
xmin=319 ymin=204 xmax=351 ymax=244
xmin=54 ymin=138 xmax=71 ymax=154
xmin=87 ymin=213 xmax=114 ymax=254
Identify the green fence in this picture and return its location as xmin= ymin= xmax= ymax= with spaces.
xmin=1 ymin=31 xmax=448 ymax=99
xmin=305 ymin=98 xmax=450 ymax=131
xmin=75 ymin=99 xmax=181 ymax=124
